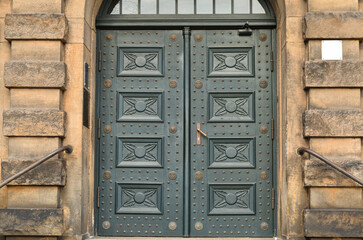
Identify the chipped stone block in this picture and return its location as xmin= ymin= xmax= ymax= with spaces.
xmin=3 ymin=109 xmax=66 ymax=136
xmin=304 ymin=159 xmax=363 ymax=187
xmin=305 ymin=60 xmax=363 ymax=87
xmin=304 ymin=12 xmax=363 ymax=39
xmin=4 ymin=61 xmax=66 ymax=89
xmin=1 ymin=159 xmax=66 ymax=186
xmin=304 ymin=209 xmax=363 ymax=237
xmin=5 ymin=14 xmax=68 ymax=41
xmin=0 ymin=209 xmax=63 ymax=236
xmin=303 ymin=110 xmax=363 ymax=137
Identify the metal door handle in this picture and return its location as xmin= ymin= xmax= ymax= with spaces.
xmin=197 ymin=123 xmax=207 ymax=145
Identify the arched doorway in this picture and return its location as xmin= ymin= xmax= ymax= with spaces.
xmin=95 ymin=0 xmax=277 ymax=237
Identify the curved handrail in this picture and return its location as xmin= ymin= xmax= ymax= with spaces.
xmin=297 ymin=147 xmax=363 ymax=186
xmin=0 ymin=145 xmax=73 ymax=189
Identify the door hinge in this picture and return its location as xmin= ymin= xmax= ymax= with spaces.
xmin=98 ymin=118 xmax=101 ymax=139
xmin=97 ymin=187 xmax=100 ymax=208
xmin=271 ymin=118 xmax=274 ymax=140
xmin=98 ymin=50 xmax=102 ymax=72
xmin=270 ymin=51 xmax=274 ymax=72
xmin=272 ymin=188 xmax=275 ymax=210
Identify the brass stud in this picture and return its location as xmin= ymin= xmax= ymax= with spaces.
xmin=259 ymin=80 xmax=268 ymax=88
xmin=259 ymin=33 xmax=267 ymax=42
xmin=169 ymin=125 xmax=177 ymax=134
xmin=195 ymin=171 xmax=203 ymax=180
xmin=260 ymin=125 xmax=268 ymax=134
xmin=102 ymin=221 xmax=111 ymax=229
xmin=169 ymin=221 xmax=177 ymax=231
xmin=195 ymin=222 xmax=203 ymax=230
xmin=105 ymin=34 xmax=113 ymax=42
xmin=169 ymin=80 xmax=178 ymax=88
xmin=260 ymin=171 xmax=268 ymax=180
xmin=170 ymin=34 xmax=178 ymax=42
xmin=169 ymin=171 xmax=177 ymax=180
xmin=194 ymin=80 xmax=203 ymax=89
xmin=104 ymin=79 xmax=112 ymax=88
xmin=104 ymin=125 xmax=112 ymax=133
xmin=103 ymin=171 xmax=112 ymax=179
xmin=260 ymin=222 xmax=269 ymax=230
xmin=195 ymin=34 xmax=203 ymax=42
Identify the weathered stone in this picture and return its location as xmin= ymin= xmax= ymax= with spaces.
xmin=304 ymin=110 xmax=363 ymax=137
xmin=308 ymin=0 xmax=359 ymax=12
xmin=7 ymin=186 xmax=60 ymax=208
xmin=4 ymin=61 xmax=66 ymax=89
xmin=304 ymin=12 xmax=363 ymax=39
xmin=304 ymin=159 xmax=363 ymax=187
xmin=10 ymin=89 xmax=61 ymax=109
xmin=342 ymin=40 xmax=360 ymax=60
xmin=6 ymin=237 xmax=57 ymax=240
xmin=1 ymin=159 xmax=66 ymax=186
xmin=3 ymin=109 xmax=65 ymax=137
xmin=5 ymin=14 xmax=68 ymax=41
xmin=8 ymin=137 xmax=60 ymax=159
xmin=304 ymin=209 xmax=363 ymax=237
xmin=309 ymin=138 xmax=361 ymax=160
xmin=0 ymin=209 xmax=63 ymax=236
xmin=309 ymin=89 xmax=361 ymax=109
xmin=305 ymin=60 xmax=363 ymax=87
xmin=310 ymin=187 xmax=363 ymax=208
xmin=11 ymin=41 xmax=64 ymax=61
xmin=12 ymin=0 xmax=64 ymax=14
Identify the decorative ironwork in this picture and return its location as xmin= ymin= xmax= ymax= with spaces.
xmin=122 ymin=189 xmax=157 ymax=207
xmin=124 ymin=53 xmax=158 ymax=70
xmin=123 ymin=143 xmax=157 ymax=161
xmin=124 ymin=98 xmax=157 ymax=115
xmin=214 ymin=190 xmax=248 ymax=208
xmin=214 ymin=98 xmax=248 ymax=116
xmin=214 ymin=53 xmax=247 ymax=71
xmin=214 ymin=144 xmax=249 ymax=162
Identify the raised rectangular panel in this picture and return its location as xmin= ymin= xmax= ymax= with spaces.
xmin=208 ymin=138 xmax=256 ymax=168
xmin=208 ymin=183 xmax=256 ymax=215
xmin=117 ymin=137 xmax=163 ymax=168
xmin=116 ymin=183 xmax=162 ymax=214
xmin=208 ymin=92 xmax=255 ymax=122
xmin=208 ymin=47 xmax=254 ymax=77
xmin=117 ymin=92 xmax=164 ymax=122
xmin=118 ymin=47 xmax=164 ymax=76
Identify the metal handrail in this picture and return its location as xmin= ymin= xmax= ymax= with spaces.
xmin=297 ymin=147 xmax=363 ymax=186
xmin=0 ymin=145 xmax=73 ymax=189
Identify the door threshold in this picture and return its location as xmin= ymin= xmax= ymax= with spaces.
xmin=88 ymin=237 xmax=278 ymax=240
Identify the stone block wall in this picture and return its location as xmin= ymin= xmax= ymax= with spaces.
xmin=302 ymin=0 xmax=363 ymax=238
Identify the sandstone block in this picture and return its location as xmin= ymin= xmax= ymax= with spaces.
xmin=304 ymin=159 xmax=363 ymax=187
xmin=5 ymin=14 xmax=68 ymax=41
xmin=308 ymin=0 xmax=359 ymax=12
xmin=304 ymin=110 xmax=363 ymax=137
xmin=304 ymin=209 xmax=363 ymax=237
xmin=304 ymin=60 xmax=363 ymax=87
xmin=12 ymin=0 xmax=64 ymax=14
xmin=6 ymin=238 xmax=57 ymax=240
xmin=3 ymin=109 xmax=66 ymax=136
xmin=309 ymin=187 xmax=363 ymax=208
xmin=7 ymin=186 xmax=60 ymax=208
xmin=10 ymin=89 xmax=61 ymax=109
xmin=0 ymin=209 xmax=63 ymax=236
xmin=1 ymin=159 xmax=66 ymax=186
xmin=11 ymin=41 xmax=64 ymax=61
xmin=8 ymin=137 xmax=60 ymax=159
xmin=309 ymin=138 xmax=361 ymax=159
xmin=4 ymin=61 xmax=66 ymax=89
xmin=304 ymin=12 xmax=363 ymax=39
xmin=308 ymin=89 xmax=361 ymax=109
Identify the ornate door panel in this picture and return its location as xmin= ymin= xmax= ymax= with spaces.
xmin=97 ymin=30 xmax=185 ymax=236
xmin=189 ymin=29 xmax=274 ymax=237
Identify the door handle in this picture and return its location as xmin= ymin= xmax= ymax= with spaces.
xmin=197 ymin=123 xmax=207 ymax=145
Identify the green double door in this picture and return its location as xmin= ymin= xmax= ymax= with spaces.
xmin=97 ymin=28 xmax=275 ymax=237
